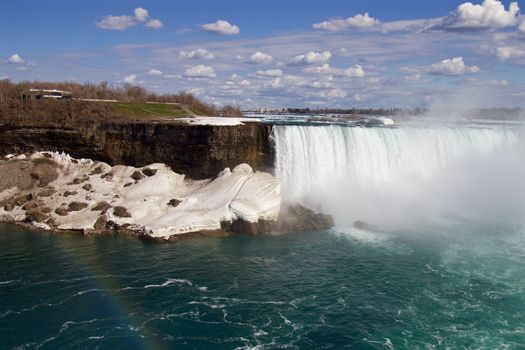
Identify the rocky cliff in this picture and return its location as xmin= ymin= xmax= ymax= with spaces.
xmin=0 ymin=121 xmax=274 ymax=179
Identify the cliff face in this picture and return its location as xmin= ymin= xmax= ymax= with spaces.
xmin=0 ymin=121 xmax=274 ymax=179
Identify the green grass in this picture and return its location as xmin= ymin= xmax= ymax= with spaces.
xmin=105 ymin=101 xmax=194 ymax=119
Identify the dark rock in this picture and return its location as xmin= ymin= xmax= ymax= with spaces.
xmin=123 ymin=182 xmax=133 ymax=187
xmin=55 ymin=207 xmax=70 ymax=216
xmin=68 ymin=201 xmax=88 ymax=211
xmin=142 ymin=168 xmax=157 ymax=177
xmin=63 ymin=191 xmax=78 ymax=197
xmin=91 ymin=201 xmax=111 ymax=213
xmin=100 ymin=172 xmax=113 ymax=180
xmin=40 ymin=206 xmax=52 ymax=213
xmin=89 ymin=166 xmax=103 ymax=175
xmin=22 ymin=201 xmax=39 ymax=210
xmin=94 ymin=215 xmax=108 ymax=230
xmin=167 ymin=199 xmax=181 ymax=207
xmin=3 ymin=203 xmax=14 ymax=211
xmin=113 ymin=206 xmax=131 ymax=218
xmin=131 ymin=170 xmax=144 ymax=181
xmin=38 ymin=187 xmax=56 ymax=197
xmin=46 ymin=217 xmax=57 ymax=229
xmin=82 ymin=183 xmax=92 ymax=191
xmin=71 ymin=176 xmax=88 ymax=185
xmin=276 ymin=205 xmax=333 ymax=233
xmin=25 ymin=209 xmax=48 ymax=223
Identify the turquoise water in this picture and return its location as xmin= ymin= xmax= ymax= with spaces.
xmin=1 ymin=222 xmax=525 ymax=349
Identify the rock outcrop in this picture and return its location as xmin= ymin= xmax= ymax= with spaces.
xmin=0 ymin=120 xmax=274 ymax=180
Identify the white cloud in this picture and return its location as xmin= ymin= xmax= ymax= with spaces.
xmin=320 ymin=89 xmax=348 ymax=99
xmin=519 ymin=18 xmax=525 ymax=32
xmin=146 ymin=19 xmax=163 ymax=29
xmin=493 ymin=45 xmax=525 ymax=61
xmin=134 ymin=8 xmax=149 ymax=22
xmin=252 ymin=69 xmax=283 ymax=77
xmin=122 ymin=74 xmax=138 ymax=84
xmin=179 ymin=48 xmax=215 ymax=60
xmin=434 ymin=0 xmax=520 ymax=30
xmin=201 ymin=20 xmax=240 ymax=35
xmin=426 ymin=57 xmax=480 ymax=75
xmin=288 ymin=51 xmax=332 ymax=66
xmin=184 ymin=65 xmax=217 ymax=78
xmin=7 ymin=54 xmax=24 ymax=64
xmin=96 ymin=7 xmax=162 ymax=30
xmin=344 ymin=65 xmax=365 ymax=77
xmin=303 ymin=63 xmax=365 ymax=77
xmin=147 ymin=69 xmax=162 ymax=76
xmin=247 ymin=52 xmax=274 ymax=64
xmin=313 ymin=13 xmax=380 ymax=31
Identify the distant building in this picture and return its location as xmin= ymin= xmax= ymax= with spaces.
xmin=26 ymin=89 xmax=72 ymax=100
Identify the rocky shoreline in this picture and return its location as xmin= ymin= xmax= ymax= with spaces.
xmin=0 ymin=152 xmax=333 ymax=242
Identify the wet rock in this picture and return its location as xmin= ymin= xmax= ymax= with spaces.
xmin=131 ymin=170 xmax=144 ymax=181
xmin=167 ymin=199 xmax=181 ymax=207
xmin=63 ymin=191 xmax=78 ymax=197
xmin=94 ymin=215 xmax=108 ymax=230
xmin=276 ymin=205 xmax=333 ymax=233
xmin=113 ymin=206 xmax=131 ymax=218
xmin=68 ymin=201 xmax=88 ymax=211
xmin=82 ymin=183 xmax=92 ymax=191
xmin=123 ymin=182 xmax=133 ymax=188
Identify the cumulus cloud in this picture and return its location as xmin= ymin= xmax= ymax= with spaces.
xmin=252 ymin=69 xmax=283 ymax=78
xmin=121 ymin=74 xmax=144 ymax=84
xmin=288 ymin=51 xmax=332 ymax=66
xmin=147 ymin=69 xmax=162 ymax=76
xmin=184 ymin=65 xmax=217 ymax=78
xmin=247 ymin=52 xmax=274 ymax=64
xmin=96 ymin=7 xmax=163 ymax=30
xmin=304 ymin=63 xmax=365 ymax=77
xmin=313 ymin=13 xmax=380 ymax=31
xmin=344 ymin=65 xmax=366 ymax=77
xmin=7 ymin=54 xmax=24 ymax=64
xmin=179 ymin=48 xmax=215 ymax=60
xmin=433 ymin=0 xmax=520 ymax=31
xmin=201 ymin=20 xmax=240 ymax=35
xmin=426 ymin=57 xmax=480 ymax=75
xmin=145 ymin=19 xmax=163 ymax=29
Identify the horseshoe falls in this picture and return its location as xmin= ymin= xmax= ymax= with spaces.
xmin=274 ymin=125 xmax=525 ymax=229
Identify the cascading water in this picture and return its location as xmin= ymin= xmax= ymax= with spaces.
xmin=273 ymin=124 xmax=525 ymax=229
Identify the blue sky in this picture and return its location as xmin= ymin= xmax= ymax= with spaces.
xmin=1 ymin=0 xmax=525 ymax=108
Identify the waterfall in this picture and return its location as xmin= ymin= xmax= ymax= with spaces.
xmin=273 ymin=125 xmax=524 ymax=228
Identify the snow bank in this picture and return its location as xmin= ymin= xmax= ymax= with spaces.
xmin=0 ymin=152 xmax=281 ymax=240
xmin=177 ymin=116 xmax=260 ymax=126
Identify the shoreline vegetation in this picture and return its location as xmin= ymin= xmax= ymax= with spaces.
xmin=0 ymin=80 xmax=244 ymax=127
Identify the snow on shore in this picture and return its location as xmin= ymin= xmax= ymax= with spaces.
xmin=176 ymin=116 xmax=260 ymax=126
xmin=0 ymin=152 xmax=281 ymax=240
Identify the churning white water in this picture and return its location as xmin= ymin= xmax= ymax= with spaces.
xmin=273 ymin=125 xmax=525 ymax=229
